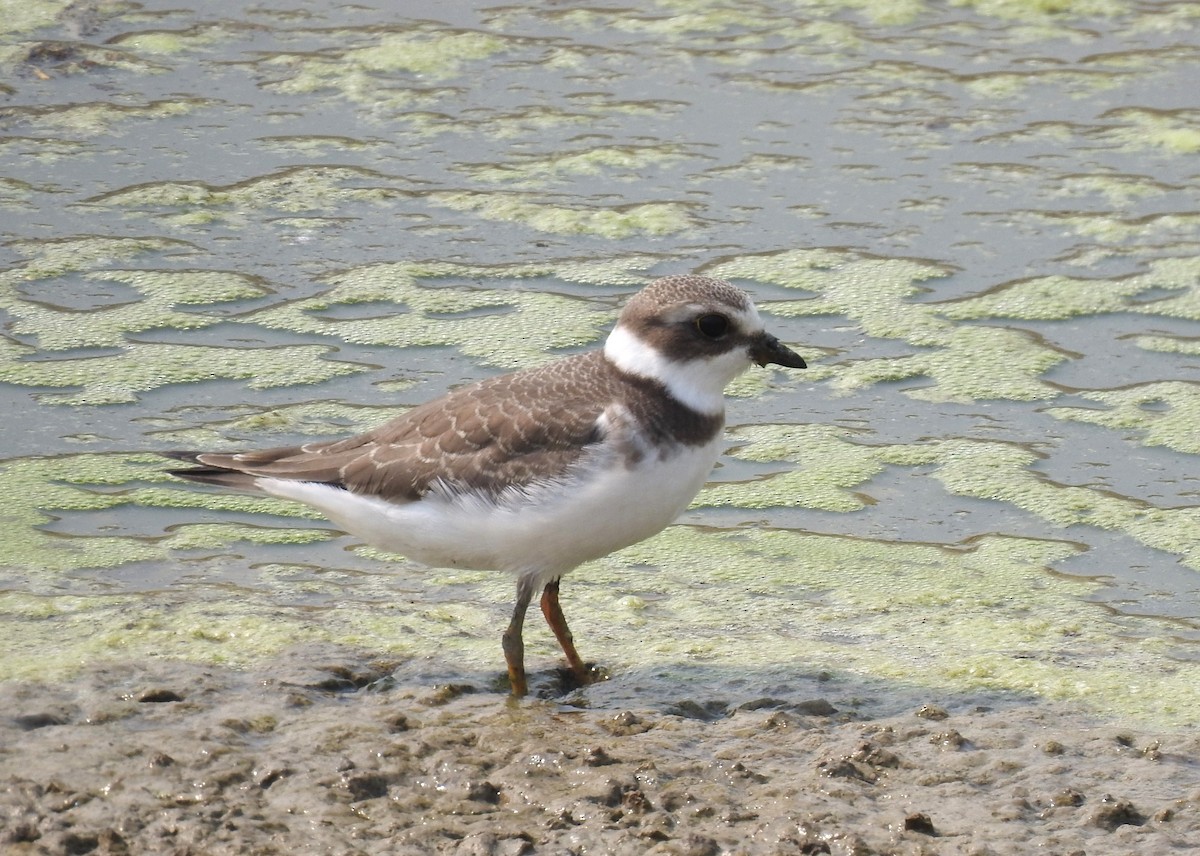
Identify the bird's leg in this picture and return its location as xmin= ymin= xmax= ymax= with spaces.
xmin=502 ymin=575 xmax=536 ymax=697
xmin=540 ymin=578 xmax=592 ymax=686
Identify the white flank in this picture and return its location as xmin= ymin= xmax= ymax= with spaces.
xmin=254 ymin=432 xmax=724 ymax=586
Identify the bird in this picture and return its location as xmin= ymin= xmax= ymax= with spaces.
xmin=165 ymin=275 xmax=806 ymax=696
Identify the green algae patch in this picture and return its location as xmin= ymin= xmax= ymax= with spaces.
xmin=0 ymin=453 xmax=320 ymax=581
xmin=697 ymin=428 xmax=1200 ymax=572
xmin=7 ymin=269 xmax=270 ymax=351
xmin=456 ymin=144 xmax=695 ymax=186
xmin=141 ymin=401 xmax=410 ymax=448
xmin=921 ymin=439 xmax=1200 ymax=569
xmin=720 ymin=247 xmax=1068 ymax=402
xmin=1046 ymin=382 xmax=1200 ymax=455
xmin=951 ymin=0 xmax=1126 ymax=19
xmin=0 ymin=591 xmax=324 ymax=680
xmin=0 ymin=177 xmax=36 ymax=209
xmin=710 ymin=250 xmax=956 ymax=343
xmin=348 ymin=31 xmax=507 ymax=76
xmin=256 ymin=135 xmax=389 ymax=156
xmin=709 ymin=249 xmax=1197 ymax=403
xmin=247 ymin=260 xmax=623 ymax=369
xmin=6 ymin=446 xmax=1198 ymax=724
xmin=0 ymin=341 xmax=367 ymax=405
xmin=1102 ymin=107 xmax=1200 ymax=154
xmin=940 ymin=257 xmax=1200 ymax=322
xmin=0 ymin=98 xmax=211 ymax=136
xmin=0 ymin=135 xmax=90 ymax=164
xmin=105 ymin=23 xmax=232 ymax=56
xmin=698 ymin=424 xmax=882 ymax=511
xmin=837 ymin=325 xmax=1070 ymax=402
xmin=88 ymin=165 xmax=404 ymax=225
xmin=0 ymin=580 xmax=507 ymax=683
xmin=1137 ymin=334 xmax=1200 ymax=358
xmin=4 ymin=235 xmax=196 ymax=280
xmin=540 ymin=1 xmax=923 ymax=37
xmin=0 ymin=0 xmax=73 ymax=38
xmin=591 ymin=525 xmax=1199 ymax=726
xmin=257 ymin=29 xmax=508 ymax=111
xmin=430 ymin=192 xmax=697 ymax=238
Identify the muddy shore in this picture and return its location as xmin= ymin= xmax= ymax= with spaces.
xmin=2 ymin=649 xmax=1196 ymax=855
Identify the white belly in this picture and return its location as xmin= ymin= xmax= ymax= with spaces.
xmin=256 ymin=437 xmax=723 ymax=583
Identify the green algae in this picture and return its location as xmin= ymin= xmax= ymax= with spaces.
xmin=0 ymin=341 xmax=367 ymax=405
xmin=429 ymin=192 xmax=697 ymax=238
xmin=711 ymin=250 xmax=955 ymax=343
xmin=896 ymin=439 xmax=1200 ymax=568
xmin=456 ymin=144 xmax=694 ymax=186
xmin=595 ymin=526 xmax=1198 ymax=725
xmin=6 ymin=486 xmax=1197 ymax=725
xmin=348 ymin=31 xmax=507 ymax=76
xmin=951 ymin=0 xmax=1126 ymax=21
xmin=1052 ymin=172 xmax=1177 ymax=205
xmin=0 ymin=453 xmax=320 ymax=579
xmin=4 ymin=235 xmax=196 ymax=280
xmin=1045 ymin=382 xmax=1200 ymax=456
xmin=939 ymin=257 xmax=1200 ymax=322
xmin=699 ymin=424 xmax=882 ymax=511
xmin=0 ymin=591 xmax=329 ymax=678
xmin=706 ymin=250 xmax=1199 ymax=403
xmin=85 ymin=166 xmax=696 ymax=238
xmin=0 ymin=258 xmax=661 ymax=408
xmin=1103 ymin=107 xmax=1200 ymax=154
xmin=246 ymin=261 xmax=617 ymax=369
xmin=88 ymin=165 xmax=404 ymax=224
xmin=1137 ymin=334 xmax=1200 ymax=358
xmin=140 ymin=401 xmax=411 ymax=448
xmin=6 ymin=269 xmax=269 ymax=351
xmin=838 ymin=325 xmax=1070 ymax=402
xmin=696 ymin=425 xmax=1200 ymax=571
xmin=0 ymin=98 xmax=211 ymax=136
xmin=105 ymin=24 xmax=230 ymax=55
xmin=1028 ymin=210 xmax=1200 ymax=243
xmin=710 ymin=250 xmax=1072 ymax=401
xmin=0 ymin=135 xmax=89 ymax=163
xmin=256 ymin=135 xmax=388 ymax=156
xmin=257 ymin=30 xmax=508 ymax=110
xmin=0 ymin=0 xmax=72 ymax=38
xmin=7 ymin=420 xmax=1190 ymax=720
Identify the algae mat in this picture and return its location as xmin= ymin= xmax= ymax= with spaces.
xmin=1 ymin=0 xmax=1199 ymax=741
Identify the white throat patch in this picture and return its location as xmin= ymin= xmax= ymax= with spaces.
xmin=603 ymin=324 xmax=749 ymax=415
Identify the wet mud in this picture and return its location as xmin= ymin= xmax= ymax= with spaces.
xmin=3 ymin=650 xmax=1197 ymax=855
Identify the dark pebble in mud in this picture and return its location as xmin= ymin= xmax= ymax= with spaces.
xmin=603 ymin=709 xmax=653 ymax=735
xmin=583 ymin=745 xmax=616 ymax=766
xmin=344 ymin=772 xmax=392 ymax=801
xmin=915 ymin=703 xmax=950 ymax=721
xmin=12 ymin=711 xmax=69 ymax=730
xmin=671 ymin=833 xmax=720 ymax=856
xmin=793 ymin=698 xmax=838 ymax=716
xmin=136 ymin=688 xmax=183 ymax=703
xmin=1090 ymin=795 xmax=1146 ymax=830
xmin=903 ymin=811 xmax=937 ymax=835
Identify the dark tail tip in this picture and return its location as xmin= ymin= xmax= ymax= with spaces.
xmin=162 ymin=450 xmax=206 ymax=464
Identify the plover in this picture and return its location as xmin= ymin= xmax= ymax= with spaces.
xmin=166 ymin=275 xmax=806 ymax=696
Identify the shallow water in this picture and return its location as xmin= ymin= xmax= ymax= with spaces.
xmin=1 ymin=0 xmax=1199 ymax=740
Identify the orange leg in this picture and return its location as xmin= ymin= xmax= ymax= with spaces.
xmin=502 ymin=576 xmax=535 ymax=697
xmin=540 ymin=579 xmax=592 ymax=686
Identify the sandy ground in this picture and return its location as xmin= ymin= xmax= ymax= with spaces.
xmin=2 ymin=649 xmax=1197 ymax=855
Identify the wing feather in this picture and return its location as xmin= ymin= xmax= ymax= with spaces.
xmin=168 ymin=352 xmax=616 ymax=501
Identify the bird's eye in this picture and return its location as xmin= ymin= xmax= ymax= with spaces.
xmin=694 ymin=313 xmax=730 ymax=340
